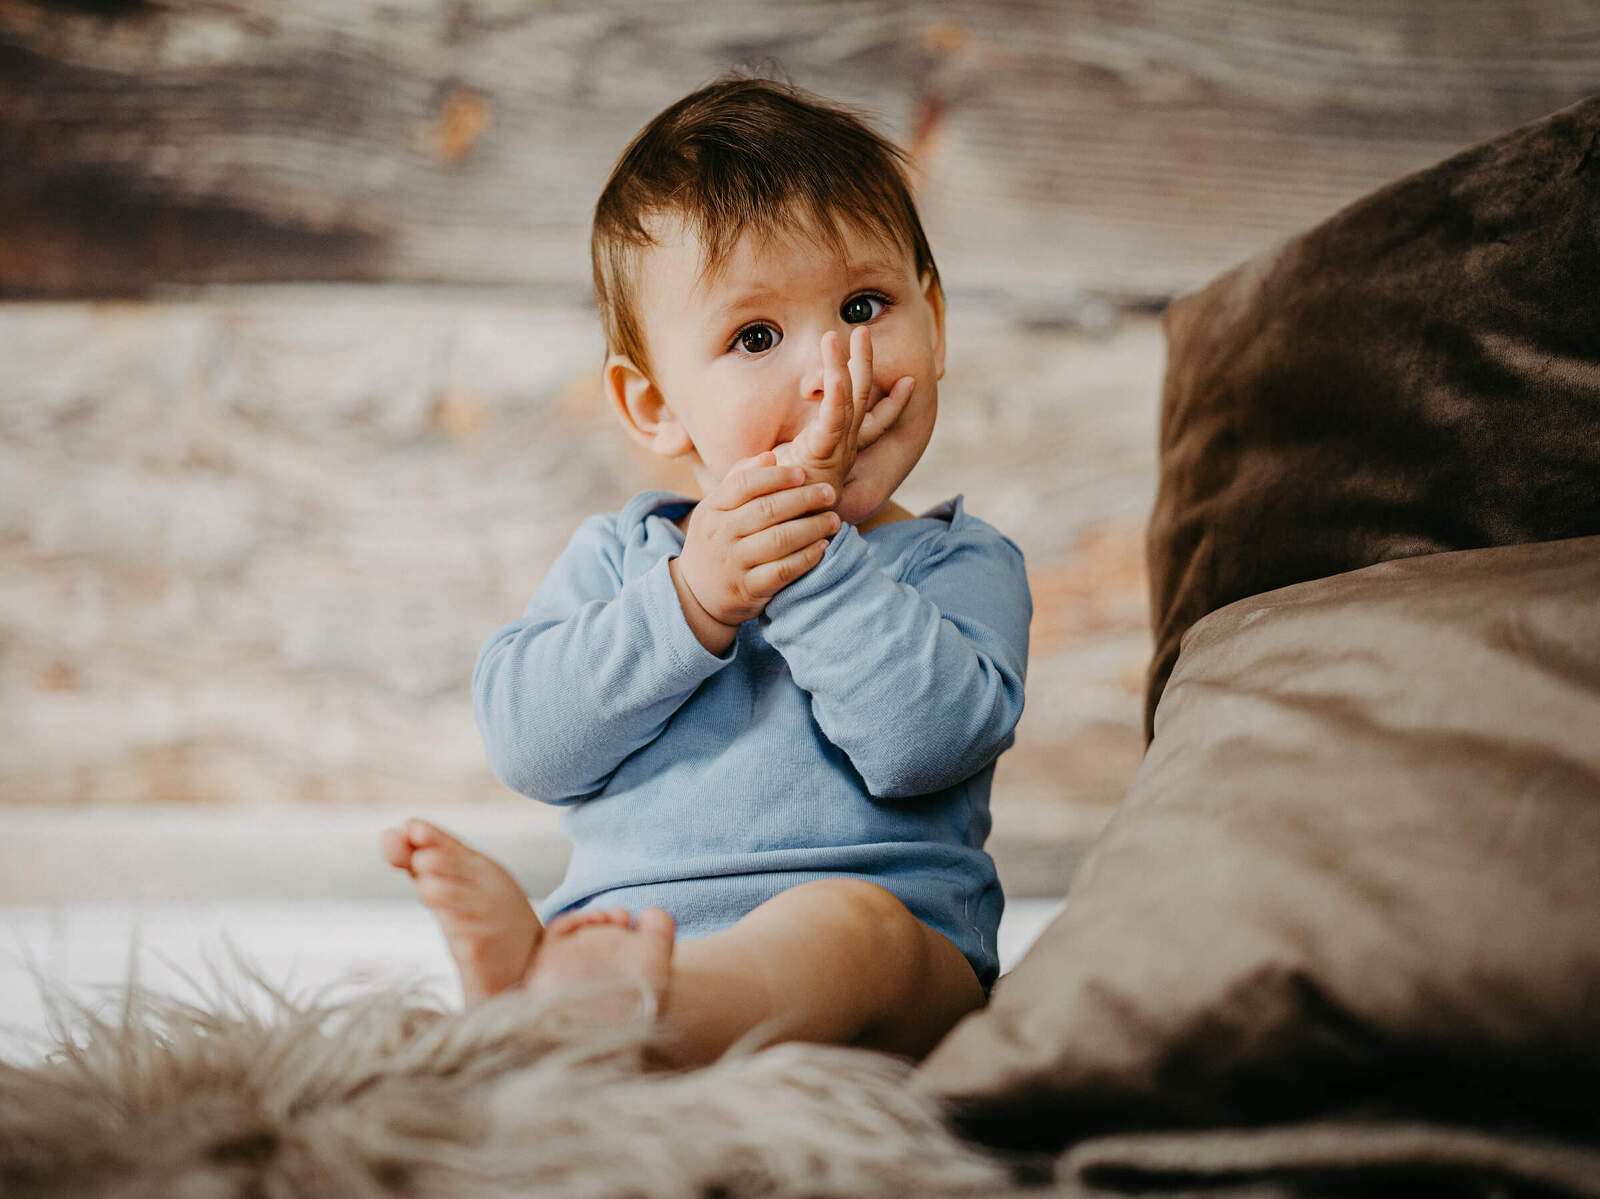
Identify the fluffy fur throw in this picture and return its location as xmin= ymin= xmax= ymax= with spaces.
xmin=0 ymin=969 xmax=1039 ymax=1199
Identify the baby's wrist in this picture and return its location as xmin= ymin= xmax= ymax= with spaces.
xmin=668 ymin=555 xmax=738 ymax=655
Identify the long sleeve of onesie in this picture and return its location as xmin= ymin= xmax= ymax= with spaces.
xmin=473 ymin=513 xmax=734 ymax=804
xmin=759 ymin=513 xmax=1031 ymax=799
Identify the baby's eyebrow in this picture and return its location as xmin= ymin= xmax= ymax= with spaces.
xmin=709 ymin=260 xmax=906 ymax=320
xmin=842 ymin=257 xmax=905 ymax=278
xmin=710 ymin=287 xmax=784 ymax=320
xmin=704 ymin=256 xmax=915 ymax=324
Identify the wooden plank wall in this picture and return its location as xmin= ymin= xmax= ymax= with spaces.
xmin=4 ymin=0 xmax=1598 ymax=299
xmin=2 ymin=1 xmax=1596 ymax=879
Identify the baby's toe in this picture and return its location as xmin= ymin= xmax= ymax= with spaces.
xmin=547 ymin=909 xmax=617 ymax=937
xmin=410 ymin=846 xmax=465 ymax=881
xmin=545 ymin=912 xmax=588 ymax=937
xmin=415 ymin=873 xmax=473 ymax=912
xmin=378 ymin=826 xmax=413 ymax=870
xmin=405 ymin=818 xmax=470 ymax=852
xmin=634 ymin=908 xmax=676 ymax=943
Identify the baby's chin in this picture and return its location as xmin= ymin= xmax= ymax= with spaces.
xmin=841 ymin=431 xmax=934 ymax=523
xmin=837 ymin=451 xmax=913 ymax=526
xmin=836 ymin=482 xmax=887 ymax=526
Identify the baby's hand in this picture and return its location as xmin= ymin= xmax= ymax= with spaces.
xmin=670 ymin=453 xmax=841 ymax=654
xmin=773 ymin=327 xmax=914 ymax=502
xmin=856 ymin=363 xmax=915 ymax=451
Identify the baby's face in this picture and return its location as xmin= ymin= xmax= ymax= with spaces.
xmin=632 ymin=212 xmax=945 ymax=525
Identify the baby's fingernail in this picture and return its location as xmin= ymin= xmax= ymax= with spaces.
xmin=817 ymin=484 xmax=834 ymax=503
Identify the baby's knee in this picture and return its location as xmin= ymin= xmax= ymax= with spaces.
xmin=791 ymin=878 xmax=926 ymax=969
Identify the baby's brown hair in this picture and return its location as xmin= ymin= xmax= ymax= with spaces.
xmin=591 ymin=75 xmax=941 ymax=379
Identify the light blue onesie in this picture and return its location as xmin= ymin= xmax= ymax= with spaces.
xmin=473 ymin=490 xmax=1030 ymax=988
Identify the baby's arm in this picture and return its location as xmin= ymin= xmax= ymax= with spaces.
xmin=758 ymin=326 xmax=1029 ymax=795
xmin=760 ymin=519 xmax=1030 ymax=798
xmin=476 ymin=458 xmax=843 ymax=799
xmin=474 ymin=515 xmax=736 ymax=803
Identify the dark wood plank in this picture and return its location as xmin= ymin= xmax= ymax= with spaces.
xmin=3 ymin=0 xmax=1597 ymax=299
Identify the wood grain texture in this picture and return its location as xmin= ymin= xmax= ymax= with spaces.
xmin=4 ymin=2 xmax=1595 ymax=882
xmin=3 ymin=0 xmax=1597 ymax=299
xmin=0 ymin=292 xmax=1161 ymax=868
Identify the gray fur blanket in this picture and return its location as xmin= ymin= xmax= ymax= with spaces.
xmin=0 ymin=971 xmax=1041 ymax=1199
xmin=10 ymin=960 xmax=1600 ymax=1197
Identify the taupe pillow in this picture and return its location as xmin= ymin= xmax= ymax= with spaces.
xmin=916 ymin=537 xmax=1600 ymax=1152
xmin=1145 ymin=94 xmax=1600 ymax=736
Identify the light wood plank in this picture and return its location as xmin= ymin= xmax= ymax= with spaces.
xmin=0 ymin=291 xmax=1161 ymax=840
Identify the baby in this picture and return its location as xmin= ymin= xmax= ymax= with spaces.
xmin=381 ymin=77 xmax=1031 ymax=1065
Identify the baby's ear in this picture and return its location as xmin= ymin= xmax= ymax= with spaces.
xmin=920 ymin=270 xmax=948 ymax=381
xmin=605 ymin=355 xmax=693 ymax=458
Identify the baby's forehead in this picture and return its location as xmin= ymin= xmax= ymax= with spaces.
xmin=643 ymin=208 xmax=913 ymax=292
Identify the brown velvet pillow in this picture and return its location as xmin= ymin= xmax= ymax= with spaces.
xmin=1145 ymin=94 xmax=1600 ymax=737
xmin=916 ymin=537 xmax=1600 ymax=1153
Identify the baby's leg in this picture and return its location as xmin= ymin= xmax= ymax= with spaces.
xmin=653 ymin=878 xmax=985 ymax=1066
xmin=379 ymin=819 xmax=543 ymax=1004
xmin=380 ymin=829 xmax=980 ymax=1062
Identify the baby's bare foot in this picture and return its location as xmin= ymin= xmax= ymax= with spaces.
xmin=526 ymin=907 xmax=676 ymax=1023
xmin=379 ymin=818 xmax=541 ymax=1004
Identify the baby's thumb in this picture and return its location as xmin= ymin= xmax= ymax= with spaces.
xmin=728 ymin=450 xmax=777 ymax=474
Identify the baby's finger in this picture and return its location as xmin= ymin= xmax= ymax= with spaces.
xmin=710 ymin=463 xmax=807 ymax=511
xmin=727 ymin=450 xmax=777 ymax=475
xmin=730 ymin=481 xmax=837 ymax=535
xmin=739 ymin=508 xmax=841 ymax=566
xmin=858 ymin=376 xmax=915 ymax=448
xmin=808 ymin=331 xmax=852 ymax=457
xmin=847 ymin=325 xmax=873 ymax=435
xmin=745 ymin=537 xmax=831 ymax=598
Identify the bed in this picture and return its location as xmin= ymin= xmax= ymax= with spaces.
xmin=5 ymin=95 xmax=1599 ymax=1199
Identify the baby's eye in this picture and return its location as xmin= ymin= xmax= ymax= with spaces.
xmin=732 ymin=323 xmax=780 ymax=356
xmin=841 ymin=292 xmax=889 ymax=324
